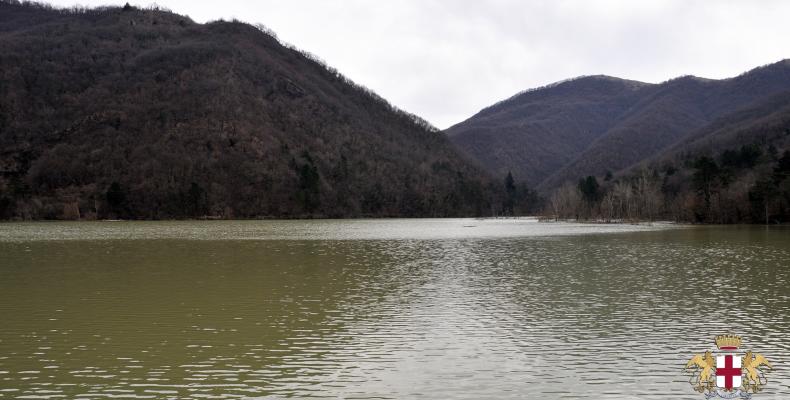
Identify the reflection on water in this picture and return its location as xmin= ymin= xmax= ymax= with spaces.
xmin=0 ymin=219 xmax=789 ymax=399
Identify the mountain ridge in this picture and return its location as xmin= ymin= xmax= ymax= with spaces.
xmin=446 ymin=74 xmax=651 ymax=186
xmin=446 ymin=59 xmax=790 ymax=191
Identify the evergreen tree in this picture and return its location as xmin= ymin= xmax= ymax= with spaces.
xmin=774 ymin=150 xmax=790 ymax=182
xmin=106 ymin=182 xmax=126 ymax=217
xmin=297 ymin=154 xmax=320 ymax=213
xmin=185 ymin=182 xmax=207 ymax=217
xmin=504 ymin=171 xmax=516 ymax=215
xmin=578 ymin=176 xmax=600 ymax=204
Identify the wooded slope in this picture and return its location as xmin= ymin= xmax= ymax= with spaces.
xmin=0 ymin=1 xmax=494 ymax=219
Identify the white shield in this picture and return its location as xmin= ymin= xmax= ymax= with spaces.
xmin=715 ymin=354 xmax=742 ymax=389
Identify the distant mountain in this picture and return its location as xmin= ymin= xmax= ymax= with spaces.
xmin=446 ymin=75 xmax=648 ymax=187
xmin=0 ymin=1 xmax=494 ymax=219
xmin=446 ymin=60 xmax=790 ymax=191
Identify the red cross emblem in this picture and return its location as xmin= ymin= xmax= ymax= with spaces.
xmin=715 ymin=353 xmax=742 ymax=390
xmin=685 ymin=335 xmax=772 ymax=398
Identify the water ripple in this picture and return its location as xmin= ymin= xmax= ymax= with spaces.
xmin=1 ymin=221 xmax=789 ymax=398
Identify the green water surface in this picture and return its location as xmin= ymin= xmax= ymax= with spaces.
xmin=1 ymin=219 xmax=788 ymax=399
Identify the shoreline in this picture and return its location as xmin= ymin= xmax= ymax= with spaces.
xmin=0 ymin=216 xmax=786 ymax=226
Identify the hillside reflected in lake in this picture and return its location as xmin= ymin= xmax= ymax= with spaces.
xmin=1 ymin=219 xmax=789 ymax=399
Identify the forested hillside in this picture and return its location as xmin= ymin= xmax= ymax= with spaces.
xmin=545 ymin=94 xmax=790 ymax=223
xmin=447 ymin=60 xmax=790 ymax=194
xmin=0 ymin=1 xmax=495 ymax=219
xmin=445 ymin=76 xmax=648 ymax=187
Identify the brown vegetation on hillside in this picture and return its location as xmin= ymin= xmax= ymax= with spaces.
xmin=0 ymin=1 xmax=497 ymax=220
xmin=543 ymin=118 xmax=790 ymax=224
xmin=448 ymin=61 xmax=790 ymax=195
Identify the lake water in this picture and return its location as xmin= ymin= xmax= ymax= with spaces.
xmin=1 ymin=219 xmax=789 ymax=399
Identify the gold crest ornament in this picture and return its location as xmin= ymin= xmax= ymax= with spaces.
xmin=684 ymin=335 xmax=772 ymax=399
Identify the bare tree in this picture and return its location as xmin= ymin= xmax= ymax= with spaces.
xmin=549 ymin=182 xmax=583 ymax=220
xmin=635 ymin=170 xmax=662 ymax=221
xmin=612 ymin=181 xmax=633 ymax=221
xmin=602 ymin=191 xmax=616 ymax=222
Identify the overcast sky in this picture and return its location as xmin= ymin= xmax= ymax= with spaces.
xmin=47 ymin=0 xmax=790 ymax=129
